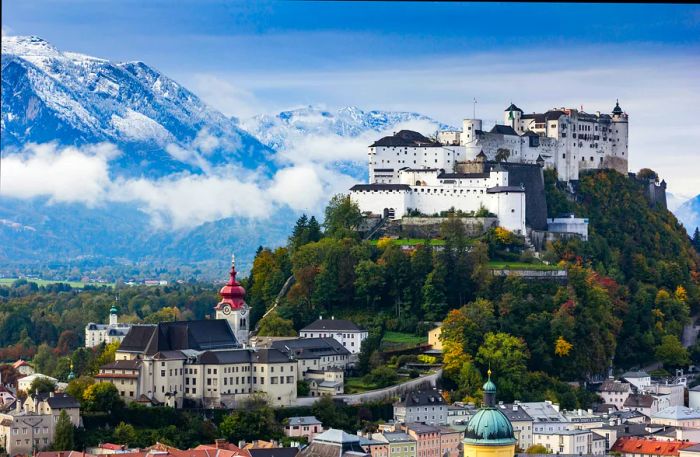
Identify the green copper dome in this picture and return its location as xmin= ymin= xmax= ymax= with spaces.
xmin=463 ymin=408 xmax=516 ymax=445
xmin=110 ymin=305 xmax=118 ymax=314
xmin=463 ymin=370 xmax=516 ymax=446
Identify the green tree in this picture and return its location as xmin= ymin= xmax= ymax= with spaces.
xmin=526 ymin=444 xmax=549 ymax=454
xmin=297 ymin=380 xmax=310 ymax=396
xmin=28 ymin=376 xmax=57 ymax=394
xmin=65 ymin=376 xmax=95 ymax=404
xmin=307 ymin=216 xmax=322 ymax=243
xmin=256 ymin=312 xmax=297 ymax=337
xmin=33 ymin=344 xmax=57 ymax=375
xmin=83 ymin=382 xmax=124 ymax=412
xmin=354 ymin=260 xmax=385 ymax=309
xmin=475 ymin=332 xmax=530 ymax=400
xmin=52 ymin=409 xmax=74 ymax=451
xmin=655 ymin=334 xmax=689 ymax=368
xmin=323 ymin=194 xmax=362 ymax=238
xmin=692 ymin=227 xmax=700 ymax=252
xmin=113 ymin=422 xmax=138 ymax=446
xmin=219 ymin=397 xmax=282 ymax=441
xmin=365 ymin=366 xmax=398 ymax=388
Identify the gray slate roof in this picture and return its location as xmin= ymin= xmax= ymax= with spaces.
xmin=272 ymin=337 xmax=350 ymax=359
xmin=288 ymin=416 xmax=322 ymax=426
xmin=119 ymin=320 xmax=238 ymax=354
xmin=301 ymin=319 xmax=363 ymax=332
xmin=33 ymin=392 xmax=80 ymax=409
xmin=396 ymin=389 xmax=446 ymax=408
xmin=370 ymin=130 xmax=441 ymax=148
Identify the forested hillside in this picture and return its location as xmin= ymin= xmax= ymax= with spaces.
xmin=1 ymin=169 xmax=698 ymax=408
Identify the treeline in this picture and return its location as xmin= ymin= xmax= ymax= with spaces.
xmin=0 ymin=280 xmax=218 ymax=361
xmin=544 ymin=169 xmax=700 ymax=368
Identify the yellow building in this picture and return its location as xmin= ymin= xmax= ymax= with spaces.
xmin=462 ymin=371 xmax=516 ymax=457
xmin=428 ymin=324 xmax=442 ymax=351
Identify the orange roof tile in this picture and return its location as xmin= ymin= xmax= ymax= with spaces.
xmin=611 ymin=437 xmax=697 ymax=456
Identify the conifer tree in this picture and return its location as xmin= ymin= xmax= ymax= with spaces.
xmin=52 ymin=410 xmax=74 ymax=451
xmin=307 ymin=216 xmax=322 ymax=243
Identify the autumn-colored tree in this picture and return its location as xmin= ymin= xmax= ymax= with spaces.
xmin=554 ymin=336 xmax=573 ymax=357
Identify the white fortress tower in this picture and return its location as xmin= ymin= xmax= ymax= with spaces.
xmin=214 ymin=255 xmax=249 ymax=345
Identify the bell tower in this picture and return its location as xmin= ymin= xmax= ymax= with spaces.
xmin=215 ymin=254 xmax=249 ymax=345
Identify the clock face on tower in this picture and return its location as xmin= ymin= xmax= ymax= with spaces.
xmin=222 ymin=305 xmax=232 ymax=315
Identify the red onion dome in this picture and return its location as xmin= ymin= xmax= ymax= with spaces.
xmin=217 ymin=256 xmax=246 ymax=310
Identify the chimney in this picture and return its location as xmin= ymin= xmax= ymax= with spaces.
xmin=238 ymin=441 xmax=246 ymax=449
xmin=215 ymin=439 xmax=227 ymax=449
xmin=50 ymin=391 xmax=55 ymax=398
xmin=331 ymin=316 xmax=335 ymax=320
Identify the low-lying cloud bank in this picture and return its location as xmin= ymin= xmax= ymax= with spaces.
xmin=1 ymin=118 xmax=444 ymax=230
xmin=1 ymin=141 xmax=359 ymax=229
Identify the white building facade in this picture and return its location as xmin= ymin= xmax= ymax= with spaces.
xmin=85 ymin=305 xmax=132 ymax=348
xmin=437 ymin=102 xmax=629 ymax=182
xmin=350 ymin=166 xmax=526 ymax=234
xmin=299 ymin=318 xmax=368 ymax=355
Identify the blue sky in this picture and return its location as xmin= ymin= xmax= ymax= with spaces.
xmin=3 ymin=1 xmax=700 ymax=196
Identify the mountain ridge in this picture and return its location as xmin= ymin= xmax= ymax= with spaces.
xmin=0 ymin=35 xmax=451 ymax=278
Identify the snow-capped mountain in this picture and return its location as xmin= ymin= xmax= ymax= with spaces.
xmin=0 ymin=36 xmax=456 ymax=278
xmin=674 ymin=194 xmax=700 ymax=234
xmin=242 ymin=105 xmax=454 ymax=151
xmin=1 ymin=36 xmax=272 ymax=177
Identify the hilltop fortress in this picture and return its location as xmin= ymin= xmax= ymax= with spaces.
xmin=350 ymin=102 xmax=629 ymax=235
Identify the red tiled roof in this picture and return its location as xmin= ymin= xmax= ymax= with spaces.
xmin=100 ymin=443 xmax=126 ymax=451
xmin=13 ymin=360 xmax=30 ymax=369
xmin=611 ymin=437 xmax=697 ymax=456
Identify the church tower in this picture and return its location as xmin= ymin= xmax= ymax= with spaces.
xmin=215 ymin=255 xmax=249 ymax=345
xmin=463 ymin=370 xmax=517 ymax=457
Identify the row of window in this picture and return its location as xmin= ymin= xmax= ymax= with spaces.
xmin=11 ymin=427 xmax=50 ymax=435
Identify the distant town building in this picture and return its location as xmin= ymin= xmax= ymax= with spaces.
xmin=17 ymin=374 xmax=58 ymax=394
xmin=689 ymin=386 xmax=700 ymax=410
xmin=0 ymin=385 xmax=17 ymax=411
xmin=372 ymin=431 xmax=416 ymax=457
xmin=84 ymin=304 xmax=133 ymax=348
xmin=284 ymin=416 xmax=324 ymax=442
xmin=304 ymin=368 xmax=344 ymax=397
xmin=0 ymin=392 xmax=80 ymax=456
xmin=599 ymin=379 xmax=632 ymax=411
xmin=497 ymin=402 xmax=534 ymax=449
xmin=271 ymin=337 xmax=351 ymax=375
xmin=299 ymin=317 xmax=368 ymax=355
xmin=622 ymin=371 xmax=652 ymax=391
xmin=532 ymin=429 xmax=606 ymax=455
xmin=300 ymin=429 xmax=370 ymax=457
xmin=651 ymin=406 xmax=700 ymax=428
xmin=12 ymin=360 xmax=34 ymax=376
xmin=394 ymin=389 xmax=448 ymax=425
xmin=428 ymin=325 xmax=442 ymax=352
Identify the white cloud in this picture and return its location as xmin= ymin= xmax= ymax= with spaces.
xmin=1 ymin=141 xmax=355 ymax=230
xmin=1 ymin=142 xmax=118 ymax=205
